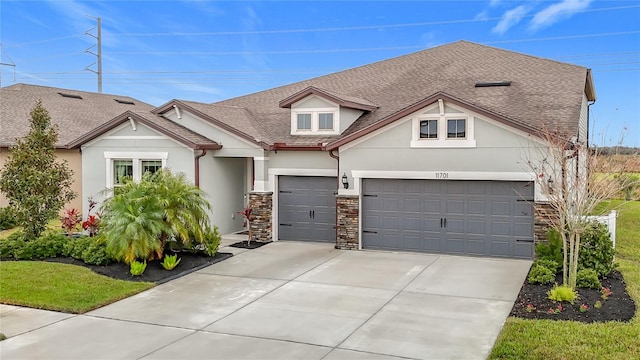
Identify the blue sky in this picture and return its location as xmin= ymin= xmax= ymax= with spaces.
xmin=1 ymin=0 xmax=639 ymax=146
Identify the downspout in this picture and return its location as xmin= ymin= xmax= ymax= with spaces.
xmin=194 ymin=149 xmax=207 ymax=188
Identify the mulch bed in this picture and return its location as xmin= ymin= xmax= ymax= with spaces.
xmin=229 ymin=240 xmax=271 ymax=249
xmin=45 ymin=251 xmax=232 ymax=284
xmin=510 ymin=270 xmax=636 ymax=323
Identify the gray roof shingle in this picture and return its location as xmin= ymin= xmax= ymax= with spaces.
xmin=0 ymin=84 xmax=155 ymax=147
xmin=211 ymin=40 xmax=591 ymax=147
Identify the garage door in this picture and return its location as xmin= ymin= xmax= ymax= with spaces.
xmin=362 ymin=179 xmax=534 ymax=258
xmin=278 ymin=176 xmax=337 ymax=242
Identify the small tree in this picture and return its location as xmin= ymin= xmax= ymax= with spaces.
xmin=0 ymin=101 xmax=76 ymax=239
xmin=525 ymin=130 xmax=637 ymax=289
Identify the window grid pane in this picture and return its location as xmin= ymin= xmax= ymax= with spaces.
xmin=318 ymin=113 xmax=334 ymax=130
xmin=297 ymin=114 xmax=311 ymax=130
xmin=447 ymin=119 xmax=466 ymax=138
xmin=142 ymin=160 xmax=162 ymax=175
xmin=113 ymin=160 xmax=133 ymax=185
xmin=419 ymin=120 xmax=438 ymax=139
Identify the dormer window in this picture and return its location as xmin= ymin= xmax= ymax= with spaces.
xmin=318 ymin=113 xmax=334 ymax=130
xmin=297 ymin=113 xmax=312 ymax=130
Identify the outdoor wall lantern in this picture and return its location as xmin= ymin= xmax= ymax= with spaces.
xmin=341 ymin=173 xmax=349 ymax=189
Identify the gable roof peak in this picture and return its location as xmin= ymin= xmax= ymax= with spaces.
xmin=279 ymin=86 xmax=378 ymax=111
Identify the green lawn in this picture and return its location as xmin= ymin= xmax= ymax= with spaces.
xmin=490 ymin=200 xmax=640 ymax=360
xmin=0 ymin=261 xmax=154 ymax=313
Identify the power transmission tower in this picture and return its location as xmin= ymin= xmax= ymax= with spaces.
xmin=0 ymin=43 xmax=17 ymax=87
xmin=84 ymin=16 xmax=102 ymax=93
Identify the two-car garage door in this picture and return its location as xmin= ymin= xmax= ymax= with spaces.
xmin=362 ymin=179 xmax=534 ymax=259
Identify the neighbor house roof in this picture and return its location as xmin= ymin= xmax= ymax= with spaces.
xmin=0 ymin=84 xmax=155 ymax=148
xmin=198 ymin=40 xmax=594 ymax=148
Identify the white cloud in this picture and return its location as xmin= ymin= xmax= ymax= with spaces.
xmin=529 ymin=0 xmax=592 ymax=32
xmin=492 ymin=5 xmax=529 ymax=35
xmin=475 ymin=10 xmax=490 ymax=21
xmin=490 ymin=0 xmax=502 ymax=7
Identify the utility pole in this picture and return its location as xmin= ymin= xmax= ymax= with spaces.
xmin=0 ymin=43 xmax=17 ymax=87
xmin=84 ymin=16 xmax=102 ymax=93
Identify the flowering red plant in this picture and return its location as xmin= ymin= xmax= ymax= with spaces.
xmin=60 ymin=208 xmax=82 ymax=237
xmin=238 ymin=206 xmax=253 ymax=244
xmin=82 ymin=197 xmax=101 ymax=237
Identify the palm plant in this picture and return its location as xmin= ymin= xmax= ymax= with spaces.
xmin=100 ymin=169 xmax=213 ymax=263
xmin=100 ymin=180 xmax=169 ymax=264
xmin=146 ymin=170 xmax=212 ymax=255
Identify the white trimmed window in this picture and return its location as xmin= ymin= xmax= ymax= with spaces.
xmin=411 ymin=100 xmax=476 ymax=148
xmin=104 ymin=152 xmax=168 ymax=190
xmin=296 ymin=113 xmax=312 ymax=130
xmin=291 ymin=109 xmax=339 ymax=135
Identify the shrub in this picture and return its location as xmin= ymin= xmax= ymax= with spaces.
xmin=535 ymin=228 xmax=563 ymax=266
xmin=63 ymin=236 xmax=92 ymax=259
xmin=130 ymin=260 xmax=147 ymax=276
xmin=0 ymin=232 xmax=26 ymax=259
xmin=0 ymin=207 xmax=17 ymax=231
xmin=528 ymin=264 xmax=556 ymax=285
xmin=576 ymin=268 xmax=602 ymax=289
xmin=533 ymin=258 xmax=560 ymax=274
xmin=578 ymin=222 xmax=616 ymax=277
xmin=63 ymin=236 xmax=111 ymax=265
xmin=81 ymin=237 xmax=111 ymax=266
xmin=29 ymin=232 xmax=67 ymax=259
xmin=161 ymin=254 xmax=181 ymax=270
xmin=548 ymin=284 xmax=578 ymax=303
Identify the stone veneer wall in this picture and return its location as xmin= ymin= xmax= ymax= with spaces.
xmin=534 ymin=202 xmax=558 ymax=243
xmin=336 ymin=195 xmax=359 ymax=250
xmin=248 ymin=192 xmax=273 ymax=242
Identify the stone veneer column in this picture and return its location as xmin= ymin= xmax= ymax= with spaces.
xmin=336 ymin=195 xmax=359 ymax=250
xmin=248 ymin=192 xmax=273 ymax=242
xmin=534 ymin=202 xmax=558 ymax=244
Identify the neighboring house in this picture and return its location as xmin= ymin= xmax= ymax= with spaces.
xmin=16 ymin=41 xmax=597 ymax=259
xmin=0 ymin=84 xmax=155 ymax=211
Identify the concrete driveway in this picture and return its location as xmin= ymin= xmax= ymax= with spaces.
xmin=0 ymin=241 xmax=531 ymax=360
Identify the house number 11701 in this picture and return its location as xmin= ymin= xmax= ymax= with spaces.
xmin=435 ymin=172 xmax=449 ymax=179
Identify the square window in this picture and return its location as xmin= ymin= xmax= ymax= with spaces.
xmin=142 ymin=160 xmax=162 ymax=175
xmin=297 ymin=113 xmax=311 ymax=130
xmin=447 ymin=119 xmax=466 ymax=138
xmin=113 ymin=160 xmax=133 ymax=185
xmin=419 ymin=120 xmax=438 ymax=139
xmin=318 ymin=113 xmax=334 ymax=130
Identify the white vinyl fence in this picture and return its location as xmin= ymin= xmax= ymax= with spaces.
xmin=586 ymin=210 xmax=617 ymax=248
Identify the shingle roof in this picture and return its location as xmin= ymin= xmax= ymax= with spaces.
xmin=210 ymin=40 xmax=592 ymax=147
xmin=66 ymin=110 xmax=221 ymax=150
xmin=0 ymin=84 xmax=155 ymax=148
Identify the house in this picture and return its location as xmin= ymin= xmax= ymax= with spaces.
xmin=0 ymin=84 xmax=155 ymax=211
xmin=9 ymin=41 xmax=596 ymax=259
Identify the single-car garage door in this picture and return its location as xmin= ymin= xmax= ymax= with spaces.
xmin=362 ymin=179 xmax=534 ymax=258
xmin=278 ymin=176 xmax=337 ymax=242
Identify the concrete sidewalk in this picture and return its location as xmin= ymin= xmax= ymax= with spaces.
xmin=0 ymin=240 xmax=530 ymax=359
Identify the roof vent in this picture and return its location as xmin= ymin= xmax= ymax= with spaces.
xmin=475 ymin=81 xmax=511 ymax=88
xmin=115 ymin=99 xmax=135 ymax=105
xmin=58 ymin=92 xmax=83 ymax=99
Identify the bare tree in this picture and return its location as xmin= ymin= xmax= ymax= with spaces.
xmin=524 ymin=130 xmax=638 ymax=289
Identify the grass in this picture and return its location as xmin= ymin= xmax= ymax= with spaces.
xmin=0 ymin=218 xmax=62 ymax=238
xmin=0 ymin=261 xmax=154 ymax=313
xmin=490 ymin=200 xmax=640 ymax=360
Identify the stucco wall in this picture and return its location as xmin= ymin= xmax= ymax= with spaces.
xmin=81 ymin=123 xmax=196 ymax=218
xmin=198 ymin=155 xmax=247 ymax=234
xmin=164 ymin=110 xmax=263 ymax=158
xmin=0 ymin=148 xmax=83 ymax=212
xmin=339 ymin=103 xmax=547 ymax=199
xmin=267 ymin=150 xmax=336 ymax=170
